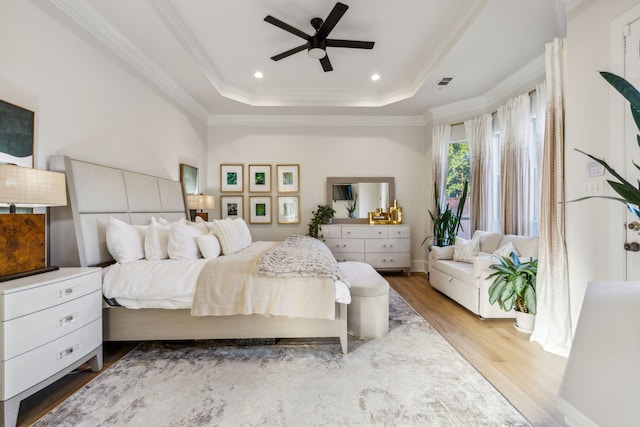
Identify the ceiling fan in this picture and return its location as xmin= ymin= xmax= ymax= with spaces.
xmin=264 ymin=2 xmax=375 ymax=72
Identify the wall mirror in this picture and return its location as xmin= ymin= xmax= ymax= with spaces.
xmin=326 ymin=177 xmax=395 ymax=224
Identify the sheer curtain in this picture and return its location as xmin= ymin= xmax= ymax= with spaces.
xmin=465 ymin=114 xmax=495 ymax=233
xmin=531 ymin=38 xmax=572 ymax=357
xmin=432 ymin=125 xmax=451 ymax=211
xmin=498 ymin=94 xmax=532 ymax=235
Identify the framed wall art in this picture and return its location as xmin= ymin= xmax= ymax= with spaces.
xmin=276 ymin=164 xmax=299 ymax=193
xmin=277 ymin=196 xmax=300 ymax=224
xmin=248 ymin=164 xmax=271 ymax=193
xmin=221 ymin=196 xmax=244 ymax=220
xmin=220 ymin=164 xmax=244 ymax=193
xmin=249 ymin=196 xmax=272 ymax=224
xmin=0 ymin=99 xmax=34 ymax=167
xmin=179 ymin=163 xmax=198 ymax=195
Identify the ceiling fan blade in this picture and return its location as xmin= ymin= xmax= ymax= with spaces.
xmin=264 ymin=15 xmax=310 ymax=40
xmin=271 ymin=44 xmax=308 ymax=61
xmin=320 ymin=55 xmax=333 ymax=72
xmin=326 ymin=39 xmax=375 ymax=49
xmin=316 ymin=2 xmax=348 ymax=40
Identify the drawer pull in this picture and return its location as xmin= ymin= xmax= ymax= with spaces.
xmin=58 ymin=314 xmax=76 ymax=326
xmin=57 ymin=288 xmax=74 ymax=298
xmin=57 ymin=345 xmax=79 ymax=360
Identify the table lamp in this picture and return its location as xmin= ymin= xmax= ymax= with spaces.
xmin=187 ymin=194 xmax=215 ymax=221
xmin=0 ymin=164 xmax=67 ymax=281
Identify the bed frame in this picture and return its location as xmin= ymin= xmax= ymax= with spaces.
xmin=49 ymin=155 xmax=348 ymax=354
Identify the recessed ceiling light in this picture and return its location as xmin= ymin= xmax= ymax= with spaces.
xmin=371 ymin=73 xmax=380 ymax=81
xmin=254 ymin=71 xmax=264 ymax=79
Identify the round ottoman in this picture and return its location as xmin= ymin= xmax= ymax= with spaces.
xmin=339 ymin=261 xmax=390 ymax=338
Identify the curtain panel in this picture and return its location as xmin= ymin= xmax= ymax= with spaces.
xmin=465 ymin=114 xmax=495 ymax=233
xmin=531 ymin=37 xmax=572 ymax=357
xmin=431 ymin=124 xmax=451 ymax=212
xmin=498 ymin=94 xmax=532 ymax=235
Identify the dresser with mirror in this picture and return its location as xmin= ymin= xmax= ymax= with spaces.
xmin=322 ymin=177 xmax=410 ymax=275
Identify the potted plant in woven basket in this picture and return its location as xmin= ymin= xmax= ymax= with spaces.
xmin=486 ymin=252 xmax=538 ymax=333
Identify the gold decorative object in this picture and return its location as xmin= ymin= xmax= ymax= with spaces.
xmin=368 ymin=200 xmax=403 ymax=225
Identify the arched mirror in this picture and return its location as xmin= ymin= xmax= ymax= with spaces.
xmin=326 ymin=177 xmax=395 ymax=224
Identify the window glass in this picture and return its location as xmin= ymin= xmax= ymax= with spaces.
xmin=446 ymin=141 xmax=471 ymax=239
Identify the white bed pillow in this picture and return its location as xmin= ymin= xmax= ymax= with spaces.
xmin=106 ymin=216 xmax=146 ymax=264
xmin=144 ymin=217 xmax=171 ymax=260
xmin=211 ymin=218 xmax=252 ymax=255
xmin=197 ymin=233 xmax=221 ymax=259
xmin=168 ymin=221 xmax=209 ymax=260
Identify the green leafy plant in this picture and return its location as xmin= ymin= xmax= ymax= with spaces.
xmin=573 ymin=72 xmax=640 ymax=219
xmin=486 ymin=252 xmax=538 ymax=315
xmin=344 ymin=194 xmax=357 ymax=218
xmin=421 ymin=180 xmax=468 ymax=247
xmin=307 ymin=204 xmax=336 ymax=239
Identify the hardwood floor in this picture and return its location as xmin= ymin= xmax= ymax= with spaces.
xmin=17 ymin=272 xmax=567 ymax=426
xmin=387 ymin=272 xmax=568 ymax=426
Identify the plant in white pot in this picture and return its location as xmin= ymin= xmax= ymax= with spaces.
xmin=486 ymin=252 xmax=538 ymax=333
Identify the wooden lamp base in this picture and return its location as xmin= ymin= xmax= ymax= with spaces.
xmin=0 ymin=214 xmax=56 ymax=282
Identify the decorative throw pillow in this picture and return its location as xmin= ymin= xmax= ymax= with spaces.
xmin=493 ymin=241 xmax=520 ymax=259
xmin=197 ymin=233 xmax=221 ymax=259
xmin=167 ymin=221 xmax=209 ymax=260
xmin=144 ymin=217 xmax=171 ymax=260
xmin=211 ymin=218 xmax=252 ymax=255
xmin=453 ymin=237 xmax=480 ymax=263
xmin=106 ymin=216 xmax=146 ymax=264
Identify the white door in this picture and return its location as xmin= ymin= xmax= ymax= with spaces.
xmin=624 ymin=18 xmax=640 ymax=280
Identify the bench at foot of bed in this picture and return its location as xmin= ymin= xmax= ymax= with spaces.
xmin=339 ymin=262 xmax=390 ymax=339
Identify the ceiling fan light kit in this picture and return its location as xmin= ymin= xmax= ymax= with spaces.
xmin=264 ymin=2 xmax=374 ymax=72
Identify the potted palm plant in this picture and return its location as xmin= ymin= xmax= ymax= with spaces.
xmin=486 ymin=252 xmax=538 ymax=333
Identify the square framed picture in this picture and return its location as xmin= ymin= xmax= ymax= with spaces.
xmin=220 ymin=164 xmax=244 ymax=193
xmin=249 ymin=196 xmax=272 ymax=224
xmin=248 ymin=164 xmax=272 ymax=193
xmin=276 ymin=164 xmax=299 ymax=193
xmin=277 ymin=196 xmax=300 ymax=224
xmin=221 ymin=196 xmax=244 ymax=219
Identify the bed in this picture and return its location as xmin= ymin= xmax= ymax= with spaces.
xmin=48 ymin=155 xmax=348 ymax=354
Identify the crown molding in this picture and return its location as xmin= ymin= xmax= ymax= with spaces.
xmin=207 ymin=115 xmax=427 ymax=127
xmin=51 ymin=0 xmax=209 ymax=123
xmin=427 ymin=53 xmax=545 ymax=124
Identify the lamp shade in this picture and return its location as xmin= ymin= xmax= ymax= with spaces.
xmin=0 ymin=164 xmax=67 ymax=208
xmin=187 ymin=194 xmax=215 ymax=211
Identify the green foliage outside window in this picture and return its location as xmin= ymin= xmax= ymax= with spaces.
xmin=446 ymin=142 xmax=470 ymax=198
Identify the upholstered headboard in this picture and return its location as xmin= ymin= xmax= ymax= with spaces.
xmin=49 ymin=155 xmax=188 ymax=267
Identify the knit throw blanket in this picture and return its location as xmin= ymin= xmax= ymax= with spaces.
xmin=257 ymin=235 xmax=349 ymax=285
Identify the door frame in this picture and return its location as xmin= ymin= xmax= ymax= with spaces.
xmin=608 ymin=3 xmax=640 ymax=279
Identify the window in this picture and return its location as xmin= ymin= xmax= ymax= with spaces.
xmin=446 ymin=135 xmax=471 ymax=239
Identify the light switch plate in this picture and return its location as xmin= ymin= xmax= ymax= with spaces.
xmin=587 ymin=161 xmax=605 ymax=177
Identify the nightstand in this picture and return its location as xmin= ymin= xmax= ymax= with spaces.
xmin=0 ymin=268 xmax=103 ymax=427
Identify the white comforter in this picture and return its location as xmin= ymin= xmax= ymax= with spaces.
xmin=102 ymin=244 xmax=351 ymax=310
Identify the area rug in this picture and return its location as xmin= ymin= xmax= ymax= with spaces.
xmin=35 ymin=290 xmax=530 ymax=426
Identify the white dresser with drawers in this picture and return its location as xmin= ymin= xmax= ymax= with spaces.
xmin=0 ymin=268 xmax=103 ymax=427
xmin=321 ymin=224 xmax=411 ymax=275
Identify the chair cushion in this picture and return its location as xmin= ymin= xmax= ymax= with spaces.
xmin=472 ymin=230 xmax=505 ymax=253
xmin=338 ymin=261 xmax=389 ymax=297
xmin=499 ymin=235 xmax=538 ymax=259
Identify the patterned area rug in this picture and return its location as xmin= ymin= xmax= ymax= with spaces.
xmin=35 ymin=290 xmax=530 ymax=426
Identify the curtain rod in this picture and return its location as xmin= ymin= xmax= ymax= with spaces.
xmin=448 ymin=88 xmax=538 ymax=128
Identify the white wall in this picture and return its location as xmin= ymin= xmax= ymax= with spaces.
xmin=565 ymin=0 xmax=640 ymax=326
xmin=0 ymin=0 xmax=207 ymax=182
xmin=208 ymin=124 xmax=430 ymax=271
